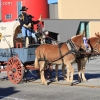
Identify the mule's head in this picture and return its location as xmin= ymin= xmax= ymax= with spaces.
xmin=71 ymin=32 xmax=86 ymax=51
xmin=88 ymin=32 xmax=100 ymax=52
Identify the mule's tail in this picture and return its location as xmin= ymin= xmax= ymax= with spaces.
xmin=34 ymin=57 xmax=39 ymax=68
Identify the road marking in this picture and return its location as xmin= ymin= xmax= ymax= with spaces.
xmin=31 ymin=81 xmax=100 ymax=88
xmin=0 ymin=96 xmax=27 ymax=100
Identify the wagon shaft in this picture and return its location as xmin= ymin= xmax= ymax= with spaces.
xmin=0 ymin=68 xmax=7 ymax=72
xmin=25 ymin=65 xmax=39 ymax=70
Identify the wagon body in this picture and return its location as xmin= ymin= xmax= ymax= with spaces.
xmin=0 ymin=44 xmax=40 ymax=63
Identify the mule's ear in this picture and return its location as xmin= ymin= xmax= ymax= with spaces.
xmin=95 ymin=32 xmax=100 ymax=38
xmin=95 ymin=32 xmax=98 ymax=37
xmin=97 ymin=32 xmax=100 ymax=37
xmin=82 ymin=30 xmax=86 ymax=36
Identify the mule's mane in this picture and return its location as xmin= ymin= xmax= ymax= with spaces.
xmin=89 ymin=37 xmax=99 ymax=42
xmin=89 ymin=37 xmax=98 ymax=40
xmin=71 ymin=34 xmax=82 ymax=40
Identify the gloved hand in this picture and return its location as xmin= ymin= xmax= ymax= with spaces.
xmin=28 ymin=23 xmax=31 ymax=28
xmin=23 ymin=24 xmax=28 ymax=28
xmin=38 ymin=14 xmax=42 ymax=21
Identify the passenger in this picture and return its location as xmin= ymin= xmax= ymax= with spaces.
xmin=44 ymin=31 xmax=52 ymax=44
xmin=18 ymin=6 xmax=32 ymax=47
xmin=28 ymin=14 xmax=42 ymax=44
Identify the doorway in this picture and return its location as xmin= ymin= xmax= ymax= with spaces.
xmin=17 ymin=1 xmax=22 ymax=17
xmin=76 ymin=22 xmax=90 ymax=38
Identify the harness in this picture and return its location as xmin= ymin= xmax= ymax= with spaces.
xmin=76 ymin=38 xmax=100 ymax=61
xmin=38 ymin=39 xmax=81 ymax=63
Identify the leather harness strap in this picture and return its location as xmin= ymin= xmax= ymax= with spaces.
xmin=38 ymin=39 xmax=79 ymax=63
xmin=58 ymin=43 xmax=64 ymax=64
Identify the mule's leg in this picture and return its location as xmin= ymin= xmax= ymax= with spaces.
xmin=39 ymin=61 xmax=44 ymax=84
xmin=81 ymin=58 xmax=87 ymax=82
xmin=39 ymin=61 xmax=48 ymax=85
xmin=77 ymin=59 xmax=82 ymax=83
xmin=62 ymin=64 xmax=67 ymax=80
xmin=81 ymin=66 xmax=87 ymax=82
xmin=66 ymin=68 xmax=70 ymax=83
xmin=69 ymin=64 xmax=74 ymax=85
xmin=55 ymin=64 xmax=67 ymax=81
xmin=55 ymin=64 xmax=59 ymax=81
xmin=66 ymin=62 xmax=74 ymax=85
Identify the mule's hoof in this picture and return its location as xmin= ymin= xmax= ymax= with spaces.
xmin=78 ymin=80 xmax=82 ymax=83
xmin=64 ymin=76 xmax=67 ymax=80
xmin=55 ymin=79 xmax=59 ymax=82
xmin=41 ymin=81 xmax=44 ymax=85
xmin=44 ymin=82 xmax=48 ymax=85
xmin=82 ymin=79 xmax=87 ymax=82
xmin=64 ymin=77 xmax=67 ymax=80
xmin=70 ymin=83 xmax=73 ymax=86
xmin=68 ymin=82 xmax=73 ymax=86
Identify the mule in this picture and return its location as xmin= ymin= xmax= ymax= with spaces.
xmin=55 ymin=32 xmax=100 ymax=83
xmin=77 ymin=32 xmax=100 ymax=82
xmin=34 ymin=33 xmax=86 ymax=85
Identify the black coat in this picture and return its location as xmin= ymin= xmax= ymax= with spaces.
xmin=18 ymin=13 xmax=31 ymax=28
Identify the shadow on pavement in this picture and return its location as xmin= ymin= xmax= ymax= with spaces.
xmin=11 ymin=69 xmax=100 ymax=85
xmin=0 ymin=87 xmax=20 ymax=99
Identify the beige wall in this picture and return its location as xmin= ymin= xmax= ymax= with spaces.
xmin=58 ymin=0 xmax=100 ymax=19
xmin=89 ymin=22 xmax=100 ymax=37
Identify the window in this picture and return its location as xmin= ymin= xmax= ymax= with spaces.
xmin=5 ymin=14 xmax=12 ymax=20
xmin=17 ymin=1 xmax=22 ymax=16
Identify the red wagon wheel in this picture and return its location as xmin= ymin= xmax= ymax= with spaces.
xmin=6 ymin=56 xmax=24 ymax=84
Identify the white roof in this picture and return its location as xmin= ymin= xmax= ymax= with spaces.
xmin=0 ymin=21 xmax=20 ymax=48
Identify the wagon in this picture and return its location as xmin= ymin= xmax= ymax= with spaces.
xmin=0 ymin=20 xmax=53 ymax=84
xmin=0 ymin=20 xmax=99 ymax=85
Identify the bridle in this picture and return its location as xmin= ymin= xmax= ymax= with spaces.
xmin=70 ymin=36 xmax=86 ymax=52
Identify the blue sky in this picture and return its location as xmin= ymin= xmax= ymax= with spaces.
xmin=48 ymin=0 xmax=58 ymax=4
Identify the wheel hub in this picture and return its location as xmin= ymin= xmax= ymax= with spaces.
xmin=12 ymin=68 xmax=16 ymax=73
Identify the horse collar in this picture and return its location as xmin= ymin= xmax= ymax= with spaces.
xmin=66 ymin=39 xmax=78 ymax=52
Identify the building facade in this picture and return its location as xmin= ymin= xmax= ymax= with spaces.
xmin=49 ymin=3 xmax=58 ymax=19
xmin=58 ymin=0 xmax=100 ymax=37
xmin=58 ymin=0 xmax=100 ymax=19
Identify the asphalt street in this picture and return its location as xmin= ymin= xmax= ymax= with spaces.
xmin=0 ymin=56 xmax=100 ymax=100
